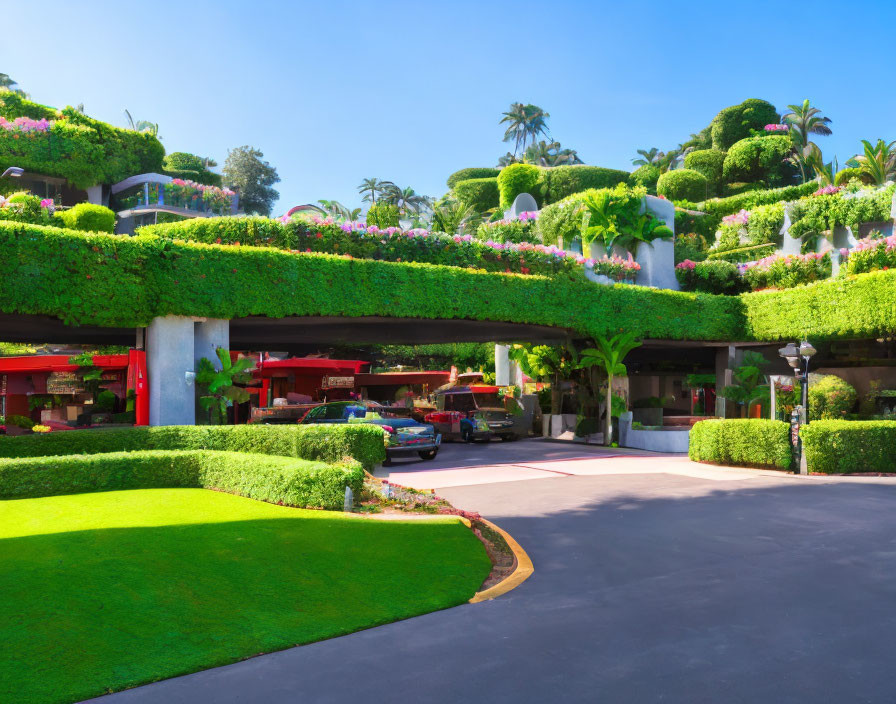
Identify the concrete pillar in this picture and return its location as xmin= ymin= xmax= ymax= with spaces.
xmin=495 ymin=344 xmax=511 ymax=386
xmin=194 ymin=318 xmax=230 ymax=370
xmin=147 ymin=316 xmax=196 ymax=426
xmin=635 ymin=195 xmax=679 ymax=290
xmin=86 ymin=185 xmax=103 ymax=205
xmin=714 ymin=345 xmax=740 ymax=418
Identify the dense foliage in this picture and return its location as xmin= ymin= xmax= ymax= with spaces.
xmin=162 ymin=152 xmax=222 ymax=186
xmin=675 ymin=259 xmax=747 ymax=295
xmin=0 ymin=93 xmax=164 ymax=188
xmin=0 ymin=220 xmax=745 ymax=340
xmin=808 ymin=375 xmax=857 ymax=420
xmin=800 ymin=420 xmax=896 ymax=473
xmin=742 ymin=252 xmax=831 ymax=290
xmin=722 ymin=136 xmax=794 ymax=184
xmin=222 ymin=145 xmax=279 ymax=216
xmin=446 ymin=167 xmax=501 ymax=189
xmin=55 ymin=202 xmax=115 ymax=233
xmin=689 ymin=419 xmax=792 ymax=469
xmin=629 ymin=164 xmax=661 ymax=193
xmin=710 ymin=99 xmax=780 ymax=151
xmin=365 ymin=203 xmax=400 ymax=228
xmin=476 ymin=211 xmax=539 ymax=243
xmin=497 ymin=163 xmax=541 ymax=209
xmin=656 ymin=169 xmax=708 ymax=202
xmin=452 ymin=177 xmax=499 ymax=212
xmin=841 ymin=233 xmax=896 ymax=276
xmin=788 ymin=184 xmax=895 ymax=241
xmin=683 ymin=149 xmax=726 ymax=193
xmin=540 ymin=165 xmax=630 ymax=204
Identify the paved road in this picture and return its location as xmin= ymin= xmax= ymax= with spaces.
xmin=89 ymin=444 xmax=896 ymax=703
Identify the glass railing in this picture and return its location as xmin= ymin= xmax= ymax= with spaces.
xmin=112 ymin=178 xmax=237 ymax=216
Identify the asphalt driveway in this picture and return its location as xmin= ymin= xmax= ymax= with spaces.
xmin=88 ymin=447 xmax=896 ymax=703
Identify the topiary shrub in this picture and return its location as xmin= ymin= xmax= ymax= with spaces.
xmin=675 ymin=259 xmax=747 ymax=295
xmin=801 ymin=420 xmax=896 ymax=473
xmin=684 ymin=149 xmax=726 ymax=193
xmin=834 ymin=167 xmax=866 ymax=186
xmin=497 ymin=163 xmax=541 ymax=209
xmin=722 ymin=136 xmax=795 ymax=185
xmin=710 ymin=99 xmax=780 ymax=151
xmin=453 ymin=177 xmax=499 ymax=213
xmin=446 ymin=167 xmax=501 ymax=190
xmin=540 ymin=165 xmax=630 ymax=204
xmin=808 ymin=375 xmax=857 ymax=420
xmin=0 ymin=449 xmax=364 ymax=509
xmin=365 ymin=203 xmax=400 ymax=228
xmin=657 ymin=169 xmax=708 ymax=202
xmin=55 ymin=203 xmax=116 ymax=233
xmin=629 ymin=165 xmax=661 ymax=193
xmin=689 ymin=418 xmax=792 ymax=469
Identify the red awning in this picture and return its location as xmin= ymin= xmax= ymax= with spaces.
xmin=253 ymin=358 xmax=369 ymax=378
xmin=0 ymin=354 xmax=130 ymax=374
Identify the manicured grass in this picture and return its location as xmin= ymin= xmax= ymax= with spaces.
xmin=0 ymin=489 xmax=491 ymax=704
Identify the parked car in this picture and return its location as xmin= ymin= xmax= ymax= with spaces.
xmin=424 ymin=410 xmax=492 ymax=443
xmin=299 ymin=401 xmax=441 ymax=464
xmin=429 ymin=385 xmax=527 ymax=441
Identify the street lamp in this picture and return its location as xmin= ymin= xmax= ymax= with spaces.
xmin=778 ymin=340 xmax=816 ymax=474
xmin=1 ymin=167 xmax=24 ymax=179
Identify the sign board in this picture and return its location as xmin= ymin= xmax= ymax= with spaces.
xmin=47 ymin=372 xmax=84 ymax=395
xmin=322 ymin=376 xmax=354 ymax=389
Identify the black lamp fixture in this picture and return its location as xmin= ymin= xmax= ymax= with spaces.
xmin=778 ymin=340 xmax=817 ymax=473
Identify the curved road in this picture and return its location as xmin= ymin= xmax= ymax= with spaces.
xmin=89 ymin=441 xmax=896 ymax=703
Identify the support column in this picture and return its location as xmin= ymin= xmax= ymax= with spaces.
xmin=495 ymin=344 xmax=511 ymax=386
xmin=147 ymin=316 xmax=196 ymax=426
xmin=194 ymin=318 xmax=230 ymax=370
xmin=714 ymin=345 xmax=739 ymax=418
xmin=85 ymin=185 xmax=103 ymax=205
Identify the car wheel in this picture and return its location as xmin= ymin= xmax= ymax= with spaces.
xmin=418 ymin=449 xmax=438 ymax=460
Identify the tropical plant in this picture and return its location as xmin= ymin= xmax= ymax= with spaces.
xmin=523 ymin=140 xmax=583 ymax=167
xmin=429 ymin=198 xmax=479 ymax=234
xmin=721 ymin=351 xmax=770 ymax=415
xmin=508 ymin=344 xmax=572 ymax=416
xmin=782 ymin=99 xmax=832 ymax=141
xmin=124 ymin=109 xmax=160 ymax=137
xmin=632 ymin=148 xmax=664 ymax=167
xmin=854 ymin=139 xmax=896 ymax=185
xmin=317 ymin=199 xmax=362 ymax=221
xmin=500 ymin=103 xmax=550 ymax=157
xmin=577 ymin=333 xmax=642 ymax=446
xmin=357 ymin=177 xmax=395 ymax=205
xmin=497 ymin=152 xmax=519 ymax=167
xmin=381 ymin=185 xmax=430 ymax=215
xmin=195 ymin=348 xmax=255 ymax=425
xmin=223 ymin=145 xmax=280 ymax=216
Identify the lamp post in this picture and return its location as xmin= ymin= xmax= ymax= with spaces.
xmin=778 ymin=340 xmax=817 ymax=474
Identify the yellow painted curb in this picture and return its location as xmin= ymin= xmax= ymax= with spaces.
xmin=468 ymin=517 xmax=534 ymax=604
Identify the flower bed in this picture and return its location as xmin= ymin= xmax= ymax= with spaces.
xmin=741 ymin=251 xmax=831 ymax=290
xmin=476 ymin=211 xmax=538 ymax=244
xmin=165 ymin=179 xmax=235 ymax=215
xmin=0 ymin=116 xmax=52 ymax=133
xmin=589 ymin=253 xmax=640 ymax=282
xmin=840 ymin=233 xmax=896 ymax=276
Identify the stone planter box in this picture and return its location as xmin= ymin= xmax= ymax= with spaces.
xmin=618 ymin=412 xmax=689 ymax=453
xmin=632 ymin=408 xmax=663 ymax=427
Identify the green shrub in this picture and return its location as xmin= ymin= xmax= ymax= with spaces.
xmin=497 ymin=163 xmax=541 ymax=209
xmin=674 ymin=209 xmax=716 ymax=241
xmin=744 ymin=202 xmax=785 ymax=244
xmin=657 ymin=169 xmax=708 ymax=202
xmin=834 ymin=167 xmax=865 ymax=186
xmin=446 ymin=167 xmax=501 ymax=189
xmin=365 ymin=203 xmax=400 ymax=228
xmin=741 ymin=252 xmax=831 ymax=291
xmin=540 ymin=165 xmax=630 ymax=204
xmin=710 ymin=99 xmax=780 ymax=151
xmin=162 ymin=152 xmax=222 ymax=187
xmin=684 ymin=149 xmax=726 ymax=192
xmin=476 ymin=215 xmax=538 ymax=243
xmin=705 ymin=243 xmax=776 ymax=263
xmin=722 ymin=136 xmax=795 ymax=184
xmin=0 ymin=449 xmax=364 ymax=509
xmin=842 ymin=234 xmax=896 ymax=276
xmin=674 ymin=232 xmax=709 ymax=264
xmin=801 ymin=420 xmax=896 ymax=473
xmin=788 ymin=185 xmax=895 ymax=241
xmin=681 ymin=182 xmax=818 ymax=222
xmin=536 ymin=195 xmax=585 ymax=245
xmin=675 ymin=259 xmax=747 ymax=295
xmin=808 ymin=375 xmax=857 ymax=420
xmin=723 ymin=182 xmax=766 ymax=197
xmin=0 ymin=192 xmax=53 ymax=225
xmin=55 ymin=203 xmax=116 ymax=233
xmin=452 ymin=177 xmax=499 ymax=213
xmin=689 ymin=419 xmax=792 ymax=469
xmin=0 ymin=220 xmax=745 ymax=342
xmin=0 ymin=424 xmax=387 ymax=470
xmin=629 ymin=164 xmax=661 ymax=193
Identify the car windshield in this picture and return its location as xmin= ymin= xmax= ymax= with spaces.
xmin=473 ymin=392 xmax=503 ymax=409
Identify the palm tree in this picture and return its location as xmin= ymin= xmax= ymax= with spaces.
xmin=381 ymin=185 xmax=429 ymax=215
xmin=632 ymin=148 xmax=664 ymax=167
xmin=500 ymin=103 xmax=550 ymax=157
xmin=523 ymin=140 xmax=583 ymax=167
xmin=497 ymin=152 xmax=519 ymax=167
xmin=854 ymin=139 xmax=896 ymax=185
xmin=124 ymin=110 xmax=160 ymax=137
xmin=783 ymin=100 xmax=832 ymax=140
xmin=357 ymin=177 xmax=394 ymax=204
xmin=577 ymin=333 xmax=642 ymax=446
xmin=787 ymin=136 xmax=822 ymax=184
xmin=317 ymin=200 xmax=361 ymax=221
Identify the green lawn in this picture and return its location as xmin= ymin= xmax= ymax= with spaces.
xmin=0 ymin=489 xmax=491 ymax=704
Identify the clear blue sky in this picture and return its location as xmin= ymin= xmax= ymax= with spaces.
xmin=3 ymin=0 xmax=895 ymax=214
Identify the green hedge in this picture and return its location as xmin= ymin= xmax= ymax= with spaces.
xmin=801 ymin=420 xmax=896 ymax=474
xmin=446 ymin=167 xmax=501 ymax=189
xmin=365 ymin=203 xmax=400 ymax=228
xmin=689 ymin=419 xmax=792 ymax=469
xmin=497 ymin=163 xmax=541 ymax=209
xmin=540 ymin=165 xmax=630 ymax=204
xmin=453 ymin=177 xmax=499 ymax=212
xmin=54 ymin=203 xmax=116 ymax=233
xmin=0 ymin=424 xmax=387 ymax=470
xmin=162 ymin=152 xmax=222 ymax=187
xmin=684 ymin=150 xmax=726 ymax=192
xmin=710 ymin=99 xmax=780 ymax=151
xmin=657 ymin=169 xmax=708 ymax=202
xmin=0 ymin=449 xmax=364 ymax=508
xmin=0 ymin=93 xmax=164 ymax=188
xmin=0 ymin=220 xmax=745 ymax=341
xmin=722 ymin=136 xmax=795 ymax=184
xmin=675 ymin=259 xmax=747 ymax=295
xmin=629 ymin=164 xmax=660 ymax=193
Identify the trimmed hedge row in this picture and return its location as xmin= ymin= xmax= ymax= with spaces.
xmin=689 ymin=419 xmax=792 ymax=469
xmin=801 ymin=420 xmax=896 ymax=474
xmin=0 ymin=450 xmax=364 ymax=509
xmin=0 ymin=424 xmax=387 ymax=470
xmin=446 ymin=167 xmax=501 ymax=189
xmin=0 ymin=220 xmax=745 ymax=340
xmin=540 ymin=165 xmax=630 ymax=204
xmin=452 ymin=177 xmax=500 ymax=212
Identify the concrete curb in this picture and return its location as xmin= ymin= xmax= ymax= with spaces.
xmin=469 ymin=517 xmax=534 ymax=604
